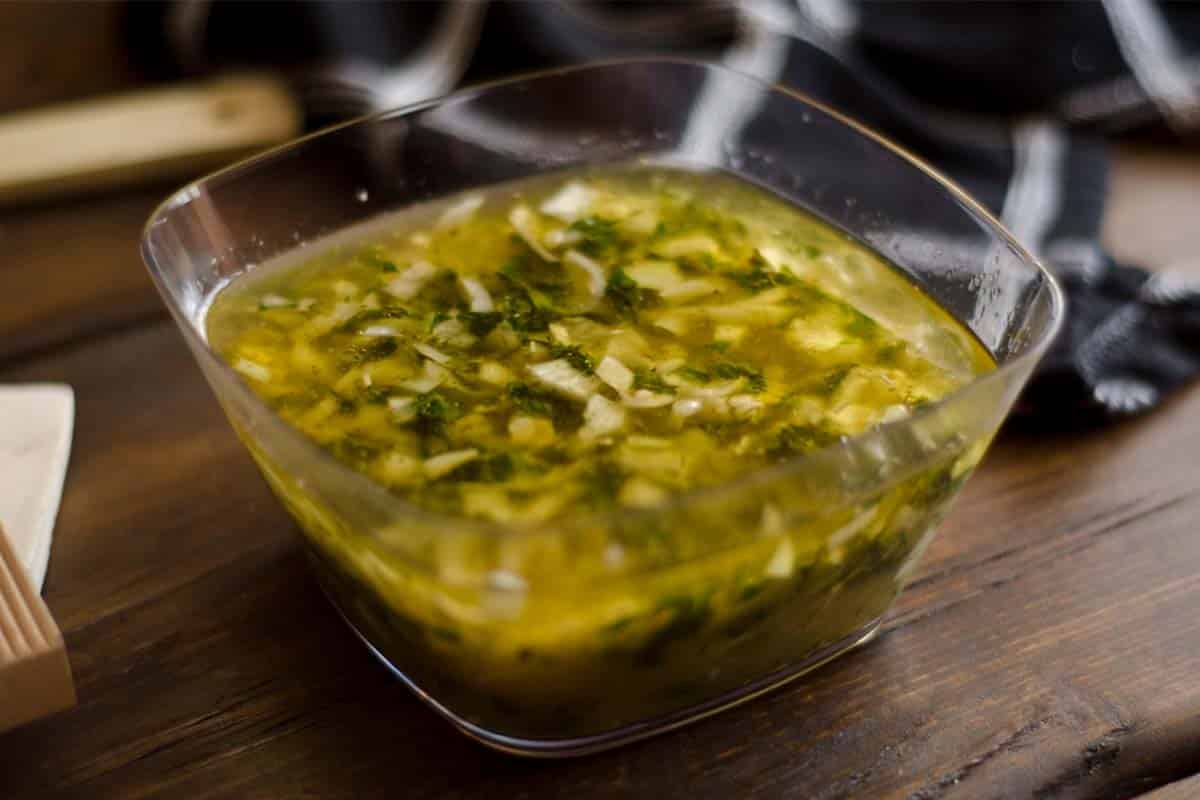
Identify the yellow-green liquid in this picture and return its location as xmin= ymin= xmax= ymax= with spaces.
xmin=206 ymin=166 xmax=994 ymax=741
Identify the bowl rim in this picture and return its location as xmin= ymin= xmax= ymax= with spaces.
xmin=142 ymin=57 xmax=1067 ymax=538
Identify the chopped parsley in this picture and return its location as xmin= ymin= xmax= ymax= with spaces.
xmin=550 ymin=344 xmax=595 ymax=374
xmin=724 ymin=252 xmax=797 ymax=292
xmin=710 ymin=361 xmax=766 ymax=393
xmin=632 ymin=367 xmax=676 ymax=395
xmin=458 ymin=310 xmax=504 ymax=337
xmin=766 ymin=424 xmax=839 ymax=461
xmin=341 ymin=337 xmax=398 ymax=367
xmin=569 ymin=216 xmax=621 ymax=258
xmin=411 ymin=391 xmax=461 ymax=437
xmin=674 ymin=366 xmax=711 ymax=384
xmin=605 ymin=268 xmax=660 ymax=320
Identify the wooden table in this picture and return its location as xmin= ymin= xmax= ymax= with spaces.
xmin=0 ymin=145 xmax=1197 ymax=800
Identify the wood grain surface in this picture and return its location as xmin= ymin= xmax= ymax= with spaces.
xmin=0 ymin=145 xmax=1196 ymax=799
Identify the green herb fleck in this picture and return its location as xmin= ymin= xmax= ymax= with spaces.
xmin=551 ymin=344 xmax=595 ymax=374
xmin=363 ymin=385 xmax=396 ymax=405
xmin=582 ymin=461 xmax=625 ymax=508
xmin=456 ymin=452 xmax=515 ymax=483
xmin=815 ymin=365 xmax=852 ymax=397
xmin=767 ymin=424 xmax=839 ymax=461
xmin=710 ymin=361 xmax=766 ymax=393
xmin=499 ymin=277 xmax=558 ymax=333
xmin=844 ymin=310 xmax=881 ymax=340
xmin=458 ymin=310 xmax=504 ymax=337
xmin=569 ymin=216 xmax=621 ymax=258
xmin=342 ymin=337 xmax=398 ymax=367
xmin=674 ymin=366 xmax=711 ymax=384
xmin=877 ymin=341 xmax=906 ymax=365
xmin=632 ymin=367 xmax=676 ymax=395
xmin=606 ymin=268 xmax=659 ymax=320
xmin=412 ymin=391 xmax=461 ymax=436
xmin=506 ymin=381 xmax=561 ymax=419
xmin=724 ymin=252 xmax=797 ymax=292
xmin=331 ymin=391 xmax=357 ymax=415
xmin=361 ymin=250 xmax=398 ymax=272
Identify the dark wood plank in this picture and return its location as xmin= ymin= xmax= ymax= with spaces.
xmin=0 ymin=147 xmax=1196 ymax=799
xmin=1137 ymin=773 xmax=1200 ymax=800
xmin=0 ymin=185 xmax=169 ymax=363
xmin=0 ymin=2 xmax=137 ymax=116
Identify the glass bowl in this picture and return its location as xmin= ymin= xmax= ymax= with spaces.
xmin=142 ymin=60 xmax=1064 ymax=756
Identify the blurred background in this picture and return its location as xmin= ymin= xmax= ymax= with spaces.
xmin=2 ymin=1 xmax=1198 ymax=204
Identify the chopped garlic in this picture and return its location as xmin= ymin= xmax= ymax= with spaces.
xmin=760 ymin=504 xmax=785 ymax=536
xmin=259 ymin=293 xmax=292 ymax=308
xmin=332 ymin=279 xmax=359 ymax=298
xmin=565 ymin=250 xmax=607 ymax=296
xmin=729 ymin=394 xmax=764 ymax=419
xmin=459 ymin=277 xmax=494 ymax=312
xmin=622 ymin=390 xmax=675 ymax=409
xmin=234 ymin=358 xmax=271 ymax=382
xmin=423 ymin=449 xmax=479 ymax=480
xmin=618 ymin=477 xmax=668 ymax=508
xmin=653 ymin=233 xmax=720 ymax=258
xmin=713 ymin=324 xmax=746 ymax=343
xmin=508 ymin=205 xmax=557 ymax=261
xmin=596 ymin=355 xmax=635 ymax=395
xmin=548 ymin=323 xmax=571 ymax=344
xmin=539 ymin=181 xmax=595 ymax=222
xmin=625 ymin=261 xmax=684 ymax=293
xmin=431 ymin=318 xmax=476 ymax=349
xmin=765 ymin=538 xmax=795 ymax=578
xmin=582 ymin=395 xmax=625 ymax=437
xmin=672 ymin=397 xmax=704 ymax=418
xmin=386 ymin=261 xmax=438 ymax=299
xmin=388 ymin=396 xmax=416 ymax=422
xmin=545 ymin=228 xmax=583 ymax=248
xmin=361 ymin=324 xmax=401 ymax=337
xmin=509 ymin=415 xmax=556 ymax=447
xmin=378 ymin=452 xmax=421 ymax=486
xmin=413 ymin=342 xmax=452 ymax=365
xmin=400 ymin=360 xmax=449 ymax=393
xmin=528 ymin=358 xmax=598 ymax=400
xmin=477 ymin=361 xmax=513 ymax=385
xmin=660 ymin=279 xmax=722 ymax=303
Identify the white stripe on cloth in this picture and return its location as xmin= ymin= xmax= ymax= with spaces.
xmin=1101 ymin=0 xmax=1200 ymax=132
xmin=1000 ymin=121 xmax=1067 ymax=255
xmin=676 ymin=5 xmax=791 ymax=164
xmin=793 ymin=0 xmax=859 ymax=44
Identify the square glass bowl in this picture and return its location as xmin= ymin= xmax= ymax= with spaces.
xmin=142 ymin=60 xmax=1064 ymax=756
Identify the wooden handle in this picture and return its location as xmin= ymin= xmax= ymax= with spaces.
xmin=0 ymin=74 xmax=302 ymax=207
xmin=0 ymin=524 xmax=74 ymax=733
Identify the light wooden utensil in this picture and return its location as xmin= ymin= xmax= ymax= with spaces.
xmin=0 ymin=524 xmax=74 ymax=733
xmin=0 ymin=74 xmax=302 ymax=207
